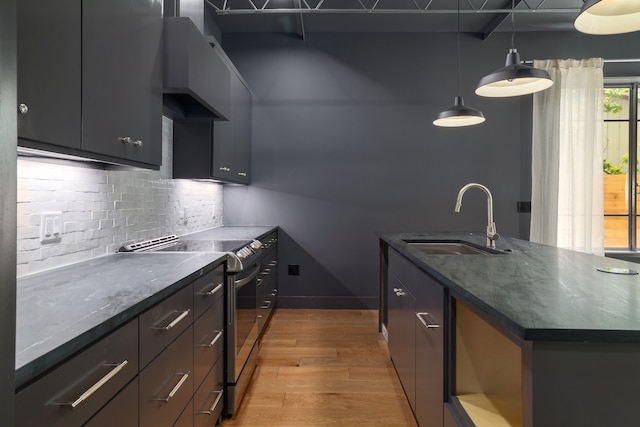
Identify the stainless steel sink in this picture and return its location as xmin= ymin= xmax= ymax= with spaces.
xmin=405 ymin=240 xmax=503 ymax=255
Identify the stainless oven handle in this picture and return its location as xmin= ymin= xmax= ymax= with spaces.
xmin=234 ymin=265 xmax=261 ymax=289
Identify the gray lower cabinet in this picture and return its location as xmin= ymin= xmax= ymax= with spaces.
xmin=15 ymin=320 xmax=139 ymax=427
xmin=139 ymin=284 xmax=194 ymax=369
xmin=257 ymin=246 xmax=278 ymax=336
xmin=414 ymin=272 xmax=444 ymax=427
xmin=17 ymin=0 xmax=162 ymax=168
xmin=387 ymin=265 xmax=417 ymax=410
xmin=15 ymin=263 xmax=226 ymax=426
xmin=139 ymin=326 xmax=194 ymax=427
xmin=194 ymin=293 xmax=224 ymax=389
xmin=84 ymin=378 xmax=139 ymax=427
xmin=387 ymin=248 xmax=445 ymax=427
xmin=193 ymin=357 xmax=225 ymax=427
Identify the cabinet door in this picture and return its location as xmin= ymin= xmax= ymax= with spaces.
xmin=139 ymin=326 xmax=194 ymax=427
xmin=212 ymin=100 xmax=235 ymax=181
xmin=415 ymin=272 xmax=445 ymax=427
xmin=15 ymin=320 xmax=138 ymax=427
xmin=193 ymin=358 xmax=224 ymax=427
xmin=82 ymin=0 xmax=161 ymax=166
xmin=17 ymin=0 xmax=81 ymax=149
xmin=139 ymin=284 xmax=194 ymax=369
xmin=387 ymin=272 xmax=416 ymax=410
xmin=233 ymin=77 xmax=251 ymax=184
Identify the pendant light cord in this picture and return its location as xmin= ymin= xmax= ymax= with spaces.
xmin=511 ymin=0 xmax=515 ymax=50
xmin=456 ymin=0 xmax=460 ymax=95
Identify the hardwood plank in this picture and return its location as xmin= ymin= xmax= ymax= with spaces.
xmin=221 ymin=309 xmax=418 ymax=427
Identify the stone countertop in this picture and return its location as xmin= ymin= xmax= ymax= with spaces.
xmin=380 ymin=231 xmax=640 ymax=343
xmin=15 ymin=252 xmax=226 ymax=388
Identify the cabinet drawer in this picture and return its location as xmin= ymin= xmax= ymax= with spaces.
xmin=16 ymin=319 xmax=138 ymax=427
xmin=139 ymin=284 xmax=194 ymax=368
xmin=388 ymin=248 xmax=420 ymax=295
xmin=193 ymin=358 xmax=224 ymax=427
xmin=84 ymin=377 xmax=138 ymax=427
xmin=193 ymin=265 xmax=224 ymax=319
xmin=193 ymin=296 xmax=224 ymax=389
xmin=139 ymin=325 xmax=194 ymax=427
xmin=174 ymin=399 xmax=194 ymax=427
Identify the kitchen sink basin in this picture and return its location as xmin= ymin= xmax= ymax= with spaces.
xmin=404 ymin=240 xmax=504 ymax=255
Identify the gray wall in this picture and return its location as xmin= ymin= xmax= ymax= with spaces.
xmin=1 ymin=0 xmax=17 ymax=422
xmin=222 ymin=31 xmax=640 ymax=309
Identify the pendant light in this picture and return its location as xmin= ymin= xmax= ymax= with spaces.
xmin=433 ymin=0 xmax=485 ymax=127
xmin=575 ymin=0 xmax=640 ymax=35
xmin=475 ymin=0 xmax=553 ymax=98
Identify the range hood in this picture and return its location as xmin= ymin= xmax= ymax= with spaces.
xmin=163 ymin=17 xmax=231 ymax=120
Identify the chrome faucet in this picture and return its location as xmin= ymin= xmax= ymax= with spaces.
xmin=454 ymin=183 xmax=499 ymax=249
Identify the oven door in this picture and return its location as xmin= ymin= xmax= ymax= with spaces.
xmin=228 ymin=263 xmax=260 ymax=383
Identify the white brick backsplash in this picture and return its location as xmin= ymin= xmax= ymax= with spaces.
xmin=17 ymin=116 xmax=225 ymax=277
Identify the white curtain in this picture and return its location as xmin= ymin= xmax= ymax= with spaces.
xmin=530 ymin=58 xmax=605 ymax=255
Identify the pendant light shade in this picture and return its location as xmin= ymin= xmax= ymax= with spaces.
xmin=475 ymin=49 xmax=554 ymax=97
xmin=433 ymin=0 xmax=485 ymax=128
xmin=475 ymin=0 xmax=553 ymax=98
xmin=433 ymin=96 xmax=485 ymax=127
xmin=575 ymin=0 xmax=640 ymax=35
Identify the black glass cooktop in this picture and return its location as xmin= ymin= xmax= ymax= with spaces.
xmin=154 ymin=239 xmax=251 ymax=253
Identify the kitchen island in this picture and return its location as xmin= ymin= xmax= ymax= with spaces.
xmin=380 ymin=232 xmax=640 ymax=427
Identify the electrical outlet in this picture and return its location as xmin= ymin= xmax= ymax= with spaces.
xmin=40 ymin=212 xmax=63 ymax=243
xmin=288 ymin=264 xmax=300 ymax=276
xmin=517 ymin=201 xmax=532 ymax=213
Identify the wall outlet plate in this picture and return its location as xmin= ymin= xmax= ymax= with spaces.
xmin=40 ymin=212 xmax=63 ymax=243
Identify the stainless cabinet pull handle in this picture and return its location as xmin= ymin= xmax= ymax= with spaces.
xmin=151 ymin=309 xmax=190 ymax=331
xmin=261 ymin=300 xmax=272 ymax=309
xmin=219 ymin=167 xmax=231 ymax=172
xmin=18 ymin=103 xmax=29 ymax=114
xmin=53 ymin=360 xmax=128 ymax=408
xmin=268 ymin=261 xmax=278 ymax=267
xmin=416 ymin=312 xmax=440 ymax=329
xmin=153 ymin=371 xmax=190 ymax=402
xmin=393 ymin=287 xmax=406 ymax=297
xmin=201 ymin=330 xmax=223 ymax=348
xmin=260 ymin=268 xmax=271 ymax=275
xmin=270 ymin=289 xmax=278 ymax=296
xmin=197 ymin=390 xmax=224 ymax=415
xmin=204 ymin=283 xmax=224 ymax=296
xmin=118 ymin=136 xmax=143 ymax=147
xmin=238 ymin=172 xmax=247 ymax=177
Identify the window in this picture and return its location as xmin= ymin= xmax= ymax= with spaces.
xmin=603 ymin=80 xmax=640 ymax=250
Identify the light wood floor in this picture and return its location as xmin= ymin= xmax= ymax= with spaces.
xmin=221 ymin=309 xmax=418 ymax=427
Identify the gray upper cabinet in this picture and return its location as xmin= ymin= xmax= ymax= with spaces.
xmin=82 ymin=0 xmax=162 ymax=167
xmin=17 ymin=0 xmax=162 ymax=169
xmin=173 ymin=68 xmax=252 ymax=184
xmin=212 ymin=73 xmax=252 ymax=184
xmin=17 ymin=0 xmax=81 ymax=150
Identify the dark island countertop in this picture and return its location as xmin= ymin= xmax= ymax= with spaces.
xmin=380 ymin=231 xmax=640 ymax=343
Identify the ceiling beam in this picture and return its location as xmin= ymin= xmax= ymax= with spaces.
xmin=480 ymin=0 xmax=524 ymax=40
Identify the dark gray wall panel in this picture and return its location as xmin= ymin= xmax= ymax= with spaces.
xmin=0 ymin=0 xmax=17 ymax=422
xmin=222 ymin=31 xmax=640 ymax=309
